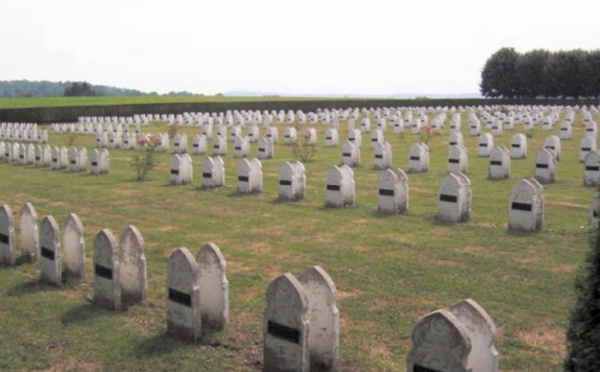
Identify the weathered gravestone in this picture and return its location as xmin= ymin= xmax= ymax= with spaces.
xmin=284 ymin=127 xmax=297 ymax=145
xmin=305 ymin=128 xmax=317 ymax=145
xmin=51 ymin=146 xmax=60 ymax=170
xmin=3 ymin=142 xmax=11 ymax=162
xmin=196 ymin=242 xmax=229 ymax=331
xmin=341 ymin=141 xmax=361 ymax=167
xmin=247 ymin=126 xmax=260 ymax=143
xmin=448 ymin=132 xmax=464 ymax=147
xmin=373 ymin=141 xmax=392 ymax=170
xmin=69 ymin=148 xmax=80 ymax=172
xmin=257 ymin=137 xmax=275 ymax=159
xmin=173 ymin=133 xmax=188 ymax=154
xmin=585 ymin=120 xmax=598 ymax=138
xmin=508 ymin=178 xmax=544 ymax=232
xmin=266 ymin=126 xmax=279 ymax=144
xmin=559 ymin=121 xmax=572 ymax=140
xmin=170 ymin=154 xmax=193 ymax=185
xmin=19 ymin=202 xmax=39 ymax=261
xmin=583 ymin=151 xmax=600 ymax=186
xmin=378 ymin=168 xmax=409 ymax=214
xmin=78 ymin=148 xmax=87 ymax=172
xmin=543 ymin=135 xmax=561 ymax=161
xmin=166 ymin=247 xmax=201 ymax=341
xmin=392 ymin=116 xmax=405 ymax=134
xmin=491 ymin=118 xmax=503 ymax=137
xmin=234 ymin=136 xmax=250 ymax=158
xmin=370 ymin=129 xmax=384 ymax=151
xmin=477 ymin=133 xmax=494 ymax=157
xmin=279 ymin=161 xmax=306 ymax=201
xmin=63 ymin=213 xmax=86 ymax=279
xmin=119 ymin=225 xmax=147 ymax=304
xmin=469 ymin=115 xmax=481 ymax=136
xmin=213 ymin=135 xmax=228 ymax=156
xmin=192 ymin=134 xmax=207 ymax=155
xmin=41 ymin=145 xmax=51 ymax=167
xmin=534 ymin=148 xmax=556 ymax=184
xmin=237 ymin=158 xmax=263 ymax=193
xmin=488 ymin=146 xmax=510 ymax=180
xmin=437 ymin=172 xmax=471 ymax=223
xmin=447 ymin=145 xmax=468 ymax=174
xmin=325 ymin=128 xmax=339 ymax=147
xmin=39 ymin=215 xmax=62 ymax=286
xmin=263 ymin=273 xmax=310 ymax=372
xmin=325 ymin=165 xmax=355 ymax=208
xmin=298 ymin=266 xmax=339 ymax=372
xmin=510 ymin=133 xmax=527 ymax=159
xmin=580 ymin=135 xmax=597 ymax=162
xmin=347 ymin=128 xmax=362 ymax=147
xmin=201 ymin=156 xmax=225 ymax=188
xmin=93 ymin=229 xmax=121 ymax=310
xmin=408 ymin=143 xmax=430 ymax=173
xmin=0 ymin=204 xmax=16 ymax=266
xmin=407 ymin=299 xmax=499 ymax=372
xmin=26 ymin=143 xmax=35 ymax=165
xmin=591 ymin=192 xmax=600 ymax=229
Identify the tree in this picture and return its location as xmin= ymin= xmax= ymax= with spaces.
xmin=564 ymin=214 xmax=600 ymax=371
xmin=63 ymin=82 xmax=97 ymax=96
xmin=480 ymin=47 xmax=521 ymax=98
xmin=516 ymin=49 xmax=551 ymax=98
xmin=543 ymin=50 xmax=587 ymax=98
xmin=583 ymin=50 xmax=600 ymax=99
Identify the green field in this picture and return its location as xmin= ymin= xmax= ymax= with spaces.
xmin=0 ymin=109 xmax=594 ymax=371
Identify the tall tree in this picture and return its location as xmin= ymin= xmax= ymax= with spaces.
xmin=63 ymin=82 xmax=97 ymax=97
xmin=583 ymin=50 xmax=600 ymax=99
xmin=516 ymin=49 xmax=551 ymax=98
xmin=480 ymin=47 xmax=521 ymax=98
xmin=543 ymin=50 xmax=587 ymax=98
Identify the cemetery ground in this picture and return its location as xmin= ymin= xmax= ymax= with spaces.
xmin=0 ymin=111 xmax=593 ymax=371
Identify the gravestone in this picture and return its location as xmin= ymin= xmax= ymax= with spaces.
xmin=543 ymin=135 xmax=561 ymax=161
xmin=237 ymin=158 xmax=263 ymax=193
xmin=437 ymin=172 xmax=471 ymax=223
xmin=408 ymin=143 xmax=430 ymax=173
xmin=284 ymin=127 xmax=297 ymax=145
xmin=378 ymin=168 xmax=409 ymax=214
xmin=392 ymin=116 xmax=405 ymax=134
xmin=63 ymin=213 xmax=86 ymax=279
xmin=192 ymin=134 xmax=207 ymax=155
xmin=360 ymin=117 xmax=371 ymax=133
xmin=213 ymin=135 xmax=228 ymax=156
xmin=196 ymin=242 xmax=228 ymax=331
xmin=469 ymin=115 xmax=481 ymax=136
xmin=69 ymin=148 xmax=80 ymax=172
xmin=585 ymin=120 xmax=598 ymax=138
xmin=39 ymin=215 xmax=62 ymax=286
xmin=341 ymin=141 xmax=361 ymax=167
xmin=93 ymin=229 xmax=121 ymax=310
xmin=0 ymin=204 xmax=16 ymax=266
xmin=583 ymin=151 xmax=600 ymax=186
xmin=488 ymin=146 xmax=510 ymax=180
xmin=559 ymin=121 xmax=572 ymax=140
xmin=373 ymin=141 xmax=392 ymax=170
xmin=51 ymin=146 xmax=60 ymax=170
xmin=510 ymin=133 xmax=527 ymax=159
xmin=119 ymin=225 xmax=147 ymax=304
xmin=591 ymin=192 xmax=600 ymax=229
xmin=347 ymin=128 xmax=362 ymax=147
xmin=201 ymin=156 xmax=225 ymax=188
xmin=448 ymin=132 xmax=464 ymax=147
xmin=305 ymin=128 xmax=317 ymax=145
xmin=257 ymin=137 xmax=275 ymax=159
xmin=447 ymin=145 xmax=468 ymax=174
xmin=19 ymin=202 xmax=39 ymax=261
xmin=298 ymin=266 xmax=339 ymax=372
xmin=263 ymin=273 xmax=309 ymax=372
xmin=234 ymin=136 xmax=250 ymax=158
xmin=78 ymin=148 xmax=87 ymax=172
xmin=490 ymin=118 xmax=503 ymax=137
xmin=370 ymin=129 xmax=384 ymax=150
xmin=203 ymin=123 xmax=213 ymax=139
xmin=166 ymin=247 xmax=201 ymax=341
xmin=325 ymin=128 xmax=339 ymax=147
xmin=170 ymin=154 xmax=193 ymax=185
xmin=534 ymin=148 xmax=556 ymax=184
xmin=266 ymin=126 xmax=279 ymax=143
xmin=173 ymin=133 xmax=188 ymax=154
xmin=279 ymin=161 xmax=306 ymax=201
xmin=580 ymin=135 xmax=597 ymax=162
xmin=3 ymin=142 xmax=11 ymax=162
xmin=325 ymin=165 xmax=355 ymax=208
xmin=18 ymin=143 xmax=27 ymax=165
xmin=478 ymin=133 xmax=494 ymax=157
xmin=26 ymin=143 xmax=35 ymax=165
xmin=508 ymin=178 xmax=544 ymax=231
xmin=247 ymin=126 xmax=260 ymax=143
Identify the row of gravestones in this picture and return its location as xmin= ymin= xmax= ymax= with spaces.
xmin=0 ymin=126 xmax=49 ymax=144
xmin=0 ymin=201 xmax=502 ymax=371
xmin=0 ymin=142 xmax=110 ymax=174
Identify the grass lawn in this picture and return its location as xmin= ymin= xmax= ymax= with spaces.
xmin=0 ymin=108 xmax=594 ymax=371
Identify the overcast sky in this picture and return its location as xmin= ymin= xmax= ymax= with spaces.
xmin=1 ymin=0 xmax=599 ymax=96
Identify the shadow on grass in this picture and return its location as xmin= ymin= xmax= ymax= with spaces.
xmin=506 ymin=228 xmax=540 ymax=237
xmin=134 ymin=333 xmax=185 ymax=357
xmin=6 ymin=279 xmax=49 ymax=296
xmin=60 ymin=303 xmax=112 ymax=325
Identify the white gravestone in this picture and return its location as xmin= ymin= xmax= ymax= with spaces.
xmin=559 ymin=121 xmax=572 ymax=140
xmin=437 ymin=172 xmax=472 ymax=223
xmin=373 ymin=141 xmax=392 ymax=170
xmin=93 ymin=229 xmax=121 ymax=310
xmin=192 ymin=134 xmax=207 ymax=155
xmin=448 ymin=132 xmax=464 ymax=147
xmin=266 ymin=127 xmax=279 ymax=144
xmin=488 ymin=146 xmax=511 ymax=180
xmin=166 ymin=247 xmax=202 ymax=341
xmin=119 ymin=225 xmax=147 ymax=304
xmin=378 ymin=168 xmax=409 ymax=214
xmin=508 ymin=178 xmax=544 ymax=232
xmin=478 ymin=133 xmax=494 ymax=157
xmin=196 ymin=242 xmax=229 ymax=331
xmin=257 ymin=137 xmax=275 ymax=159
xmin=408 ymin=143 xmax=430 ymax=173
xmin=63 ymin=213 xmax=86 ymax=279
xmin=0 ymin=204 xmax=16 ymax=266
xmin=447 ymin=145 xmax=468 ymax=174
xmin=237 ymin=158 xmax=263 ymax=193
xmin=298 ymin=266 xmax=339 ymax=372
xmin=40 ymin=215 xmax=62 ymax=286
xmin=583 ymin=151 xmax=600 ymax=186
xmin=534 ymin=148 xmax=556 ymax=184
xmin=591 ymin=192 xmax=600 ymax=229
xmin=510 ymin=134 xmax=527 ymax=159
xmin=325 ymin=128 xmax=339 ymax=147
xmin=247 ymin=126 xmax=260 ymax=143
xmin=234 ymin=136 xmax=250 ymax=158
xmin=304 ymin=128 xmax=317 ymax=145
xmin=325 ymin=165 xmax=355 ymax=208
xmin=263 ymin=273 xmax=310 ymax=372
xmin=469 ymin=115 xmax=481 ymax=136
xmin=279 ymin=161 xmax=306 ymax=201
xmin=585 ymin=120 xmax=598 ymax=139
xmin=347 ymin=128 xmax=362 ymax=147
xmin=370 ymin=129 xmax=384 ymax=151
xmin=341 ymin=141 xmax=361 ymax=167
xmin=491 ymin=118 xmax=503 ymax=137
xmin=392 ymin=116 xmax=405 ymax=134
xmin=213 ymin=135 xmax=228 ymax=156
xmin=78 ymin=148 xmax=87 ymax=172
xmin=170 ymin=154 xmax=193 ymax=185
xmin=284 ymin=127 xmax=297 ymax=145
xmin=173 ymin=133 xmax=188 ymax=154
xmin=543 ymin=135 xmax=561 ymax=161
xmin=202 ymin=156 xmax=225 ymax=188
xmin=19 ymin=202 xmax=39 ymax=261
xmin=580 ymin=135 xmax=597 ymax=163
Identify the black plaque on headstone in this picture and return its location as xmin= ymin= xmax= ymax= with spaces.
xmin=41 ymin=247 xmax=55 ymax=260
xmin=413 ymin=364 xmax=443 ymax=372
xmin=439 ymin=194 xmax=458 ymax=203
xmin=238 ymin=176 xmax=249 ymax=182
xmin=379 ymin=189 xmax=394 ymax=196
xmin=490 ymin=160 xmax=502 ymax=166
xmin=95 ymin=264 xmax=113 ymax=280
xmin=168 ymin=288 xmax=192 ymax=307
xmin=279 ymin=180 xmax=292 ymax=186
xmin=511 ymin=202 xmax=532 ymax=211
xmin=202 ymin=172 xmax=212 ymax=178
xmin=536 ymin=163 xmax=549 ymax=169
xmin=267 ymin=320 xmax=300 ymax=344
xmin=326 ymin=185 xmax=340 ymax=191
xmin=0 ymin=233 xmax=9 ymax=245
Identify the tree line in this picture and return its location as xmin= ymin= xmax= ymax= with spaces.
xmin=480 ymin=47 xmax=600 ymax=99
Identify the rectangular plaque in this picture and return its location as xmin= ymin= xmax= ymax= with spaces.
xmin=379 ymin=189 xmax=394 ymax=196
xmin=586 ymin=166 xmax=600 ymax=171
xmin=193 ymin=144 xmax=199 ymax=148
xmin=479 ymin=143 xmax=488 ymax=147
xmin=258 ymin=148 xmax=265 ymax=152
xmin=536 ymin=163 xmax=549 ymax=169
xmin=95 ymin=264 xmax=113 ymax=280
xmin=0 ymin=233 xmax=9 ymax=245
xmin=582 ymin=147 xmax=591 ymax=151
xmin=238 ymin=176 xmax=249 ymax=182
xmin=91 ymin=161 xmax=98 ymax=166
xmin=409 ymin=156 xmax=420 ymax=161
xmin=327 ymin=184 xmax=340 ymax=191
xmin=279 ymin=180 xmax=292 ymax=186
xmin=511 ymin=144 xmax=520 ymax=148
xmin=342 ymin=153 xmax=351 ymax=157
xmin=375 ymin=154 xmax=383 ymax=159
xmin=71 ymin=160 xmax=77 ymax=165
xmin=267 ymin=321 xmax=300 ymax=344
xmin=439 ymin=194 xmax=457 ymax=203
xmin=545 ymin=146 xmax=555 ymax=150
xmin=41 ymin=246 xmax=55 ymax=260
xmin=202 ymin=172 xmax=212 ymax=178
xmin=168 ymin=288 xmax=192 ymax=307
xmin=170 ymin=169 xmax=179 ymax=175
xmin=512 ymin=202 xmax=532 ymax=211
xmin=449 ymin=142 xmax=456 ymax=145
xmin=234 ymin=147 xmax=241 ymax=151
xmin=490 ymin=160 xmax=502 ymax=166
xmin=414 ymin=364 xmax=444 ymax=372
xmin=325 ymin=137 xmax=332 ymax=140
xmin=448 ymin=159 xmax=459 ymax=163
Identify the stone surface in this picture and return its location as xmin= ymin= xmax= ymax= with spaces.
xmin=279 ymin=161 xmax=306 ymax=201
xmin=196 ymin=242 xmax=228 ymax=331
xmin=408 ymin=143 xmax=429 ymax=173
xmin=508 ymin=178 xmax=544 ymax=232
xmin=534 ymin=148 xmax=556 ymax=184
xmin=488 ymin=146 xmax=510 ymax=180
xmin=0 ymin=204 xmax=16 ymax=266
xmin=39 ymin=215 xmax=62 ymax=286
xmin=166 ymin=247 xmax=201 ymax=341
xmin=93 ymin=229 xmax=121 ymax=310
xmin=19 ymin=202 xmax=39 ymax=261
xmin=63 ymin=213 xmax=86 ymax=279
xmin=378 ymin=168 xmax=409 ymax=214
xmin=119 ymin=225 xmax=147 ymax=304
xmin=325 ymin=165 xmax=355 ymax=208
xmin=437 ymin=172 xmax=471 ymax=223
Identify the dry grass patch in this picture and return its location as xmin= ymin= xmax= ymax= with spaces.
xmin=514 ymin=325 xmax=566 ymax=363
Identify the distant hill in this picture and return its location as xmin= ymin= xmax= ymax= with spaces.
xmin=0 ymin=80 xmax=152 ymax=98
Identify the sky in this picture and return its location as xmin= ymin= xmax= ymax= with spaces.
xmin=1 ymin=0 xmax=599 ymax=96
